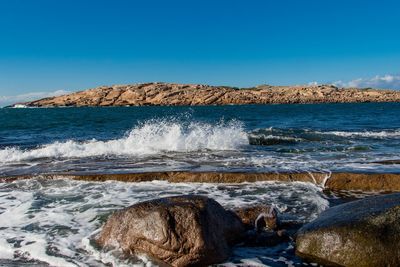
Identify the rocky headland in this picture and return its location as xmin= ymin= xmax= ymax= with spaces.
xmin=12 ymin=82 xmax=400 ymax=107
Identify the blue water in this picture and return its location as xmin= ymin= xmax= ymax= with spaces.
xmin=1 ymin=103 xmax=400 ymax=176
xmin=1 ymin=103 xmax=399 ymax=266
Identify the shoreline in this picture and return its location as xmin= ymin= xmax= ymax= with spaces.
xmin=2 ymin=171 xmax=400 ymax=192
xmin=12 ymin=83 xmax=400 ymax=107
xmin=5 ymin=101 xmax=400 ymax=109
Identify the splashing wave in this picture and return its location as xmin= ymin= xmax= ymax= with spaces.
xmin=0 ymin=120 xmax=248 ymax=163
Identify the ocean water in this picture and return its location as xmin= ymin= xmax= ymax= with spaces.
xmin=0 ymin=103 xmax=400 ymax=266
xmin=1 ymin=103 xmax=400 ymax=176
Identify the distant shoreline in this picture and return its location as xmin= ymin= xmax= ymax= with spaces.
xmin=9 ymin=82 xmax=400 ymax=107
xmin=5 ymin=101 xmax=400 ymax=109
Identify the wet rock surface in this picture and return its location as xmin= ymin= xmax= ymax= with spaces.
xmin=96 ymin=196 xmax=303 ymax=266
xmin=15 ymin=82 xmax=400 ymax=107
xmin=234 ymin=205 xmax=276 ymax=230
xmin=96 ymin=195 xmax=245 ymax=267
xmin=57 ymin=171 xmax=400 ymax=192
xmin=234 ymin=205 xmax=303 ymax=247
xmin=296 ymin=193 xmax=400 ymax=267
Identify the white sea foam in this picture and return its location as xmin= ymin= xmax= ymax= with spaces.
xmin=0 ymin=120 xmax=248 ymax=163
xmin=0 ymin=178 xmax=329 ymax=266
xmin=1 ymin=123 xmax=398 ymax=174
xmin=11 ymin=104 xmax=28 ymax=108
xmin=258 ymin=127 xmax=400 ymax=139
xmin=317 ymin=129 xmax=400 ymax=138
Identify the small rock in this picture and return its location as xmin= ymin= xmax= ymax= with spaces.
xmin=254 ymin=206 xmax=280 ymax=231
xmin=234 ymin=205 xmax=300 ymax=247
xmin=234 ymin=205 xmax=277 ymax=230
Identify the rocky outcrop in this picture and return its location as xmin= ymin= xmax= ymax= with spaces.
xmin=68 ymin=172 xmax=400 ymax=192
xmin=6 ymin=172 xmax=400 ymax=192
xmin=296 ymin=193 xmax=400 ymax=267
xmin=96 ymin=195 xmax=244 ymax=267
xmin=15 ymin=82 xmax=400 ymax=107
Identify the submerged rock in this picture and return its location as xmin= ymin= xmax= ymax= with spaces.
xmin=96 ymin=195 xmax=244 ymax=267
xmin=296 ymin=193 xmax=400 ymax=267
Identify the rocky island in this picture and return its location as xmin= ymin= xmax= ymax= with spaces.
xmin=11 ymin=82 xmax=400 ymax=107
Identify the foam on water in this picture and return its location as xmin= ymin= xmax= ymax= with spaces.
xmin=253 ymin=127 xmax=400 ymax=140
xmin=0 ymin=178 xmax=329 ymax=266
xmin=317 ymin=129 xmax=400 ymax=138
xmin=0 ymin=120 xmax=248 ymax=163
xmin=1 ymin=120 xmax=400 ymax=175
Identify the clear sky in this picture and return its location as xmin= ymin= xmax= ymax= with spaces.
xmin=1 ymin=0 xmax=400 ymax=105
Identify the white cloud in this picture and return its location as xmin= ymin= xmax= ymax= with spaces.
xmin=333 ymin=74 xmax=400 ymax=90
xmin=0 ymin=90 xmax=70 ymax=107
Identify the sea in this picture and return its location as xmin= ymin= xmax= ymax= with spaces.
xmin=0 ymin=103 xmax=399 ymax=266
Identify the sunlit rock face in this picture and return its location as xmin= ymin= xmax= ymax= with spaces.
xmin=296 ymin=193 xmax=400 ymax=267
xmin=96 ymin=195 xmax=245 ymax=267
xmin=19 ymin=82 xmax=400 ymax=107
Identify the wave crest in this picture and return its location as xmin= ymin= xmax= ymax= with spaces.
xmin=0 ymin=120 xmax=248 ymax=163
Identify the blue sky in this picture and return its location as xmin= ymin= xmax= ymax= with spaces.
xmin=1 ymin=0 xmax=400 ymax=105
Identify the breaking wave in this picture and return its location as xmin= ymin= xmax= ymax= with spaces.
xmin=0 ymin=120 xmax=248 ymax=163
xmin=1 ymin=121 xmax=399 ymax=165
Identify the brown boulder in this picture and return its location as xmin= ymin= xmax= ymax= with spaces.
xmin=96 ymin=195 xmax=245 ymax=267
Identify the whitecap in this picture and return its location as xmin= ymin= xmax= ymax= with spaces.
xmin=0 ymin=120 xmax=248 ymax=163
xmin=317 ymin=130 xmax=400 ymax=138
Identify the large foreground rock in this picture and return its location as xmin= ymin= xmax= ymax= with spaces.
xmin=296 ymin=193 xmax=400 ymax=267
xmin=96 ymin=195 xmax=244 ymax=267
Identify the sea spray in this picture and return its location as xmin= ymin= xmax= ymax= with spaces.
xmin=0 ymin=119 xmax=248 ymax=163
